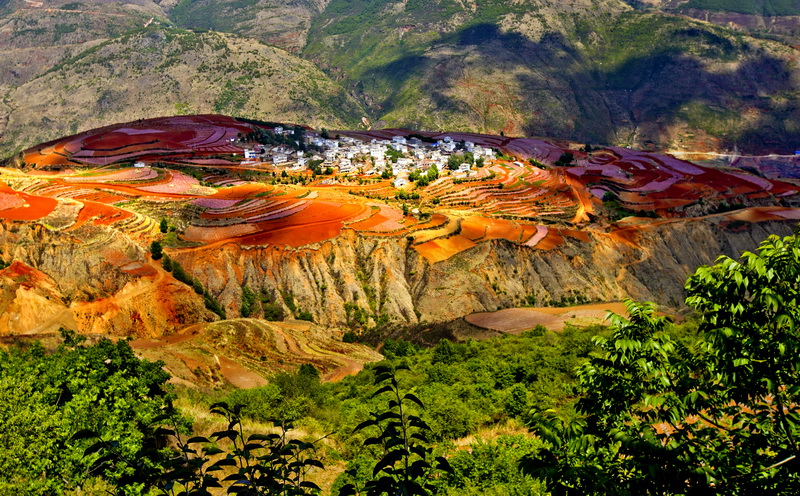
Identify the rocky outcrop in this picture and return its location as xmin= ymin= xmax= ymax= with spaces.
xmin=0 ymin=213 xmax=795 ymax=336
xmin=172 ymin=218 xmax=799 ymax=327
xmin=0 ymin=222 xmax=215 ymax=336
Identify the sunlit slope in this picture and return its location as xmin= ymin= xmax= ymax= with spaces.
xmin=0 ymin=26 xmax=364 ymax=156
xmin=304 ymin=1 xmax=800 ymax=154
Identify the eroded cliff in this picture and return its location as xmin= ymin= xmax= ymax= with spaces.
xmin=172 ymin=217 xmax=799 ymax=328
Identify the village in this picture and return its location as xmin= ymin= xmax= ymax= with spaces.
xmin=238 ymin=126 xmax=497 ymax=189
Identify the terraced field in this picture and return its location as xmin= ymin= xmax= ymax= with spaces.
xmin=22 ymin=114 xmax=255 ymax=168
xmin=5 ymin=116 xmax=800 ymax=266
xmin=0 ymin=115 xmax=799 ymax=391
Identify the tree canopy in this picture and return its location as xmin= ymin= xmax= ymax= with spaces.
xmin=524 ymin=230 xmax=800 ymax=495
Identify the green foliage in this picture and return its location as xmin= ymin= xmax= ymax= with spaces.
xmin=445 ymin=435 xmax=546 ymax=495
xmin=240 ymin=285 xmax=256 ymax=317
xmin=553 ymin=152 xmax=575 ymax=167
xmin=202 ymin=289 xmax=226 ymax=319
xmin=297 ymin=310 xmax=314 ymax=322
xmin=228 ymin=366 xmax=326 ymax=423
xmin=263 ymin=302 xmax=286 ymax=321
xmin=149 ymin=240 xmax=163 ymax=260
xmin=447 ymin=154 xmax=469 ymax=170
xmin=0 ymin=338 xmax=182 ymax=494
xmin=338 ymin=364 xmax=452 ymax=496
xmin=159 ymin=218 xmax=168 ymax=233
xmin=396 ymin=190 xmax=420 ymax=200
xmin=161 ymin=255 xmax=173 ymax=272
xmin=382 ymin=339 xmax=420 ymax=359
xmin=87 ymin=402 xmax=323 ymax=495
xmin=283 ymin=290 xmax=298 ymax=315
xmin=681 ymin=0 xmax=800 ymax=16
xmin=525 ymin=230 xmax=800 ymax=494
xmin=431 ymin=339 xmax=461 ymax=365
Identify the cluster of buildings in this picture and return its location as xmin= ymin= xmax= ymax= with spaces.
xmin=241 ymin=132 xmax=496 ymax=184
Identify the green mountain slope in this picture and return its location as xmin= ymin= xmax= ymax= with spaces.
xmin=169 ymin=0 xmax=324 ymax=51
xmin=303 ymin=1 xmax=800 ymax=153
xmin=0 ymin=26 xmax=364 ymax=155
xmin=0 ymin=0 xmax=167 ymax=86
xmin=679 ymin=0 xmax=800 ymax=16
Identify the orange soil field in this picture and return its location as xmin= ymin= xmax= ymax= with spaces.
xmin=9 ymin=119 xmax=800 ymax=268
xmin=68 ymin=200 xmax=132 ymax=229
xmin=466 ymin=302 xmax=630 ymax=333
xmin=0 ymin=184 xmax=58 ymax=221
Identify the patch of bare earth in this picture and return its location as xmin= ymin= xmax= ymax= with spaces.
xmin=465 ymin=302 xmax=629 ymax=333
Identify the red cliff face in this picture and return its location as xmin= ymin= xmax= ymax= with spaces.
xmin=0 ymin=212 xmax=797 ymax=337
xmin=0 ymin=222 xmax=215 ymax=337
xmin=171 ymin=217 xmax=800 ymax=329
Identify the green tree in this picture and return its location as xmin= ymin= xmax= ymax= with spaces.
xmin=241 ymin=285 xmax=256 ymax=317
xmin=524 ymin=230 xmax=800 ymax=495
xmin=149 ymin=241 xmax=163 ymax=260
xmin=0 ymin=338 xmax=183 ymax=494
xmin=159 ymin=218 xmax=168 ymax=233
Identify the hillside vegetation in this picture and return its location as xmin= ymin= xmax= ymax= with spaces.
xmin=680 ymin=0 xmax=800 ymax=16
xmin=303 ymin=1 xmax=800 ymax=153
xmin=2 ymin=0 xmax=800 ymax=154
xmin=0 ymin=26 xmax=365 ymax=156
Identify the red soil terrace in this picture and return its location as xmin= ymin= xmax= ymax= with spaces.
xmin=5 ymin=117 xmax=800 ymax=264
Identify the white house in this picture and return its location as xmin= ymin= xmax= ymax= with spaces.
xmin=394 ymin=178 xmax=408 ymax=188
xmin=134 ymin=161 xmax=146 ymax=168
xmin=370 ymin=145 xmax=386 ymax=158
xmin=325 ymin=150 xmax=337 ymax=162
xmin=244 ymin=149 xmax=257 ymax=159
xmin=439 ymin=141 xmax=456 ymax=152
xmin=273 ymin=154 xmax=289 ymax=165
xmin=458 ymin=163 xmax=471 ymax=173
xmin=464 ymin=141 xmax=475 ymax=151
xmin=338 ymin=159 xmax=354 ymax=174
xmin=392 ymin=135 xmax=407 ymax=145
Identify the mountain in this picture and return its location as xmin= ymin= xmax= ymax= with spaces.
xmin=3 ymin=0 xmax=800 ymax=155
xmin=303 ymin=0 xmax=800 ymax=153
xmin=169 ymin=0 xmax=326 ymax=51
xmin=0 ymin=0 xmax=166 ymax=87
xmin=0 ymin=26 xmax=364 ymax=156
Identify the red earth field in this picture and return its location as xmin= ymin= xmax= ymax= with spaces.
xmin=6 ymin=116 xmax=800 ymax=265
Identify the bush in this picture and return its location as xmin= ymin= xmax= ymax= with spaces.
xmin=149 ymin=241 xmax=163 ymax=260
xmin=262 ymin=303 xmax=284 ymax=321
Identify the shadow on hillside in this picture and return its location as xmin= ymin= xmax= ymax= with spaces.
xmin=366 ymin=21 xmax=800 ymax=153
